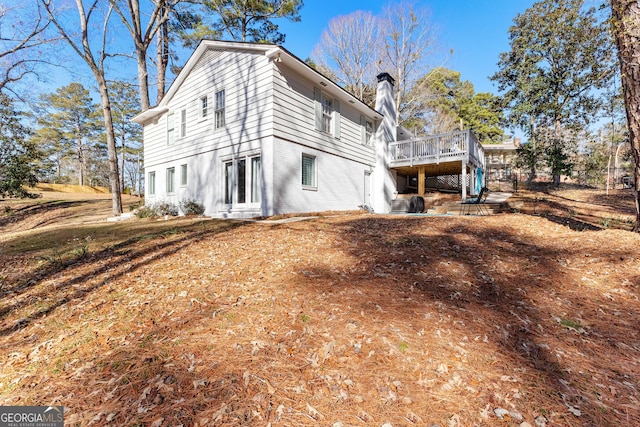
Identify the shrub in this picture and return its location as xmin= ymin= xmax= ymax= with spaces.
xmin=155 ymin=201 xmax=179 ymax=216
xmin=180 ymin=198 xmax=205 ymax=216
xmin=134 ymin=201 xmax=179 ymax=218
xmin=134 ymin=205 xmax=157 ymax=218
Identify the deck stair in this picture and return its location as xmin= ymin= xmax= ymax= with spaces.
xmin=391 ymin=190 xmax=511 ymax=215
xmin=425 ymin=200 xmax=504 ymax=216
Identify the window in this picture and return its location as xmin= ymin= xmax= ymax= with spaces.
xmin=215 ymin=89 xmax=225 ymax=129
xmin=224 ymin=155 xmax=261 ymax=206
xmin=148 ymin=171 xmax=156 ymax=196
xmin=365 ymin=120 xmax=373 ymax=145
xmin=314 ymin=87 xmax=340 ymax=138
xmin=237 ymin=159 xmax=246 ymax=204
xmin=180 ymin=109 xmax=187 ymax=137
xmin=167 ymin=167 xmax=175 ymax=194
xmin=167 ymin=113 xmax=175 ymax=145
xmin=321 ymin=94 xmax=333 ymax=133
xmin=180 ymin=164 xmax=187 ymax=186
xmin=251 ymin=157 xmax=261 ymax=203
xmin=200 ymin=95 xmax=208 ymax=117
xmin=224 ymin=161 xmax=233 ymax=204
xmin=301 ymin=154 xmax=316 ymax=188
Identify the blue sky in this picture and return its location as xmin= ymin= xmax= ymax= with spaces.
xmin=278 ymin=0 xmax=537 ymax=95
xmin=36 ymin=1 xmax=536 ymax=98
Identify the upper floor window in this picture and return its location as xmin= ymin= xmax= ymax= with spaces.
xmin=200 ymin=95 xmax=208 ymax=117
xmin=167 ymin=112 xmax=175 ymax=145
xmin=215 ymin=89 xmax=225 ymax=129
xmin=360 ymin=115 xmax=374 ymax=146
xmin=314 ymin=87 xmax=340 ymax=138
xmin=180 ymin=109 xmax=187 ymax=138
xmin=321 ymin=94 xmax=333 ymax=133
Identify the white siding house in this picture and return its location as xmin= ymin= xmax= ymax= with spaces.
xmin=133 ymin=40 xmax=394 ymax=218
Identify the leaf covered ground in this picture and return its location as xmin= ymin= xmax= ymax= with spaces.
xmin=0 ymin=188 xmax=639 ymax=426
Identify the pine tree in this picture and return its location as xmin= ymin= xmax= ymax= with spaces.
xmin=492 ymin=0 xmax=615 ymax=187
xmin=34 ymin=83 xmax=102 ymax=186
xmin=0 ymin=94 xmax=41 ymax=198
xmin=610 ymin=0 xmax=640 ymax=231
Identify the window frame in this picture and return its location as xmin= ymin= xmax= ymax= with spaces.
xmin=166 ymin=167 xmax=175 ymax=194
xmin=180 ymin=164 xmax=187 ymax=187
xmin=301 ymin=153 xmax=317 ymax=190
xmin=180 ymin=108 xmax=187 ymax=138
xmin=320 ymin=93 xmax=333 ymax=134
xmin=215 ymin=89 xmax=225 ymax=129
xmin=365 ymin=120 xmax=374 ymax=145
xmin=223 ymin=154 xmax=261 ymax=207
xmin=166 ymin=112 xmax=175 ymax=145
xmin=200 ymin=95 xmax=208 ymax=118
xmin=148 ymin=171 xmax=156 ymax=196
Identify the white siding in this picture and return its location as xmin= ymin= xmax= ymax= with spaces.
xmin=144 ymin=49 xmax=274 ymax=169
xmin=142 ymin=44 xmax=384 ymax=218
xmin=272 ymin=64 xmax=376 ymax=166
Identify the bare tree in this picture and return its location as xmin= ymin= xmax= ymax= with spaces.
xmin=379 ymin=1 xmax=437 ymax=124
xmin=0 ymin=2 xmax=53 ymax=94
xmin=110 ymin=0 xmax=173 ymax=111
xmin=311 ymin=2 xmax=438 ymax=120
xmin=311 ymin=11 xmax=381 ymax=102
xmin=610 ymin=0 xmax=640 ymax=231
xmin=42 ymin=0 xmax=122 ymax=215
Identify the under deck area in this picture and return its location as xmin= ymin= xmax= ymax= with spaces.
xmin=389 ymin=130 xmax=485 ymax=199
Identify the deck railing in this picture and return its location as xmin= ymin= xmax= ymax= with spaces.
xmin=389 ymin=129 xmax=484 ymax=168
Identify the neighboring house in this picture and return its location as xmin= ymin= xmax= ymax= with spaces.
xmin=133 ymin=40 xmax=484 ymax=218
xmin=484 ymin=137 xmax=521 ymax=182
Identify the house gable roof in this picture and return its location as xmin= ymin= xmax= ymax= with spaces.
xmin=132 ymin=40 xmax=382 ymax=124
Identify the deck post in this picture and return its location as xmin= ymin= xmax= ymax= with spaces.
xmin=470 ymin=167 xmax=476 ymax=196
xmin=418 ymin=166 xmax=425 ymax=195
xmin=461 ymin=161 xmax=467 ymax=200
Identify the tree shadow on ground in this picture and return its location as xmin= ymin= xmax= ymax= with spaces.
xmin=0 ymin=219 xmax=246 ymax=336
xmin=2 ymin=215 xmax=638 ymax=425
xmin=0 ymin=200 xmax=86 ymax=229
xmin=291 ymin=216 xmax=640 ymax=426
xmin=510 ymin=193 xmax=635 ymax=231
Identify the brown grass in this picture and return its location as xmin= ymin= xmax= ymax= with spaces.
xmin=0 ymin=189 xmax=639 ymax=426
xmin=29 ymin=183 xmax=111 ymax=194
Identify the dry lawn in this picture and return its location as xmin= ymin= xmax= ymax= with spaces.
xmin=0 ymin=187 xmax=639 ymax=426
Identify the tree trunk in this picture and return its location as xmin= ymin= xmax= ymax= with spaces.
xmin=611 ymin=0 xmax=640 ymax=231
xmin=95 ymin=74 xmax=122 ymax=215
xmin=553 ymin=119 xmax=562 ymax=189
xmin=136 ymin=49 xmax=151 ymax=111
xmin=120 ymin=128 xmax=125 ymax=193
xmin=77 ymin=130 xmax=84 ymax=186
xmin=42 ymin=0 xmax=122 ymax=214
xmin=156 ymin=12 xmax=169 ymax=103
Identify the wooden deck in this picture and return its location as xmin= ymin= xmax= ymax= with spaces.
xmin=389 ymin=130 xmax=485 ymax=199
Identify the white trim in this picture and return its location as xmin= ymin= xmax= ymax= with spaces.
xmin=166 ymin=167 xmax=176 ymax=194
xmin=180 ymin=164 xmax=187 ymax=187
xmin=301 ymin=153 xmax=317 ymax=190
xmin=221 ymin=152 xmax=262 ymax=209
xmin=199 ymin=95 xmax=209 ymax=121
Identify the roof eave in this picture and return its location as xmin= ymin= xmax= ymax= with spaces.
xmin=131 ymin=106 xmax=169 ymax=124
